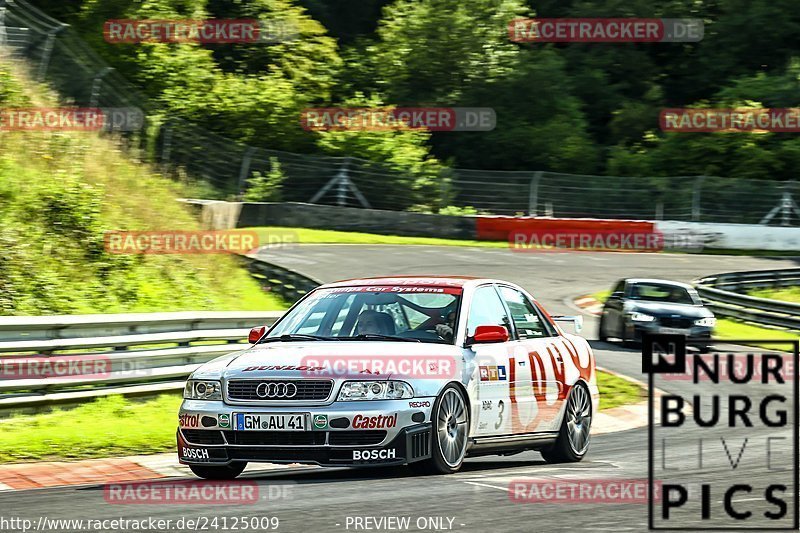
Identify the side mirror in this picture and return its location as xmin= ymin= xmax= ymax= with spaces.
xmin=248 ymin=326 xmax=266 ymax=344
xmin=469 ymin=325 xmax=509 ymax=345
xmin=609 ymin=291 xmax=624 ymax=300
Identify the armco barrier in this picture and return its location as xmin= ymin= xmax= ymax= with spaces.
xmin=240 ymin=255 xmax=321 ymax=301
xmin=694 ymin=269 xmax=800 ymax=332
xmin=0 ymin=311 xmax=283 ymax=409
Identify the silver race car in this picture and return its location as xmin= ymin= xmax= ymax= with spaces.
xmin=178 ymin=276 xmax=599 ymax=479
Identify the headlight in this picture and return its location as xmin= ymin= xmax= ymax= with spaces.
xmin=629 ymin=312 xmax=655 ymax=322
xmin=337 ymin=381 xmax=414 ymax=401
xmin=184 ymin=380 xmax=223 ymax=400
xmin=694 ymin=317 xmax=716 ymax=327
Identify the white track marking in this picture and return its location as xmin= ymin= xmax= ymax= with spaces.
xmin=462 ymin=481 xmax=509 ymax=492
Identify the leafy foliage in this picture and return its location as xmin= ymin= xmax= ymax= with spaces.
xmin=24 ymin=0 xmax=800 ymax=196
xmin=243 ymin=158 xmax=286 ymax=201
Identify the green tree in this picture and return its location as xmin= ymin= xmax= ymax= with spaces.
xmin=243 ymin=158 xmax=286 ymax=201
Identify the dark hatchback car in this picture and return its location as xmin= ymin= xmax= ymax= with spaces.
xmin=598 ymin=278 xmax=715 ymax=351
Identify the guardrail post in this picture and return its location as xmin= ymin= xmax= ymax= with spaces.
xmin=37 ymin=24 xmax=66 ymax=82
xmin=237 ymin=146 xmax=255 ymax=194
xmin=528 ymin=171 xmax=541 ymax=216
xmin=161 ymin=123 xmax=172 ymax=163
xmin=0 ymin=7 xmax=7 ymax=50
xmin=692 ymin=176 xmax=704 ymax=221
xmin=89 ymin=66 xmax=113 ymax=108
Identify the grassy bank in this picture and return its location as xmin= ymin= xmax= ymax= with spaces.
xmin=749 ymin=286 xmax=800 ymax=304
xmin=0 ymin=61 xmax=284 ymax=314
xmin=597 ymin=370 xmax=645 ymax=411
xmin=0 ymin=370 xmax=640 ymax=463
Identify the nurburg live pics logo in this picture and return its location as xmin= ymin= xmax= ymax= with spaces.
xmin=644 ymin=334 xmax=799 ymax=530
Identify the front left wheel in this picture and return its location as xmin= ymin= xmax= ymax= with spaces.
xmin=413 ymin=384 xmax=469 ymax=475
xmin=541 ymin=383 xmax=592 ymax=463
xmin=189 ymin=461 xmax=247 ymax=479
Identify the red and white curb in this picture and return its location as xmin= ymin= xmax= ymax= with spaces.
xmin=0 ymin=454 xmax=312 ymax=493
xmin=574 ymin=295 xmax=603 ymax=316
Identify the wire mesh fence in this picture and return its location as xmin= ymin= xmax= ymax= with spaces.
xmin=1 ymin=0 xmax=798 ymax=225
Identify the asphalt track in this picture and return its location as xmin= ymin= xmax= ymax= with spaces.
xmin=1 ymin=247 xmax=798 ymax=533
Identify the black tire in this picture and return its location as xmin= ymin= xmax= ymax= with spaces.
xmin=189 ymin=461 xmax=247 ymax=480
xmin=598 ymin=313 xmax=608 ymax=342
xmin=541 ymin=384 xmax=592 ymax=464
xmin=413 ymin=384 xmax=469 ymax=475
xmin=621 ymin=323 xmax=635 ymax=348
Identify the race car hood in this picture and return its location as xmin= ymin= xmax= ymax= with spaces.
xmin=625 ymin=300 xmax=713 ymax=318
xmin=191 ymin=341 xmax=463 ymax=382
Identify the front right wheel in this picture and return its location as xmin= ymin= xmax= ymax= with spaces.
xmin=412 ymin=384 xmax=469 ymax=475
xmin=541 ymin=384 xmax=592 ymax=463
xmin=598 ymin=313 xmax=609 ymax=342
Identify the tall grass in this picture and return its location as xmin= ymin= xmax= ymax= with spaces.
xmin=0 ymin=60 xmax=284 ymax=314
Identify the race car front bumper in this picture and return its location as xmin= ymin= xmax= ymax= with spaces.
xmin=176 ymin=398 xmax=435 ymax=467
xmin=177 ymin=423 xmax=432 ymax=467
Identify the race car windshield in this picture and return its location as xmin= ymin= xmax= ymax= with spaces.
xmin=628 ymin=283 xmax=700 ymax=305
xmin=266 ymin=286 xmax=462 ymax=344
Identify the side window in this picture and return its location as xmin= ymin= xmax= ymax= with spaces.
xmin=498 ymin=286 xmax=552 ymax=339
xmin=466 ymin=286 xmax=510 ymax=338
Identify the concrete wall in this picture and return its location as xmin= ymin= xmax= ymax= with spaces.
xmin=656 ymin=221 xmax=800 ymax=251
xmin=187 ymin=200 xmax=478 ymax=240
xmin=184 ymin=200 xmax=800 ymax=251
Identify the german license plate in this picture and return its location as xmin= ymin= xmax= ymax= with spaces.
xmin=234 ymin=413 xmax=307 ymax=431
xmin=659 ymin=327 xmax=690 ymax=335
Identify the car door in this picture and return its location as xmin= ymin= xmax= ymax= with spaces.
xmin=603 ymin=279 xmax=627 ymax=337
xmin=497 ymin=285 xmax=564 ymax=433
xmin=465 ymin=284 xmax=514 ymax=437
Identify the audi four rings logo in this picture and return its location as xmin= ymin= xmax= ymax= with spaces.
xmin=255 ymin=382 xmax=298 ymax=398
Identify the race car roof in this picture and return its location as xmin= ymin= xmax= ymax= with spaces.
xmin=320 ymin=275 xmax=481 ymax=289
xmin=625 ymin=278 xmax=695 ymax=289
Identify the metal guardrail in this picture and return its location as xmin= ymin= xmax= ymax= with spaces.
xmin=0 ymin=311 xmax=283 ymax=409
xmin=241 ymin=255 xmax=322 ymax=302
xmin=694 ymin=269 xmax=800 ymax=332
xmin=0 ymin=254 xmax=323 ymax=410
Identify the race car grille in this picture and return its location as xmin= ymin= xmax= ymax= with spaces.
xmin=328 ymin=431 xmax=387 ymax=446
xmin=226 ymin=380 xmax=334 ymax=401
xmin=223 ymin=431 xmax=326 ymax=446
xmin=182 ymin=430 xmax=225 ymax=445
xmin=659 ymin=317 xmax=693 ymax=328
